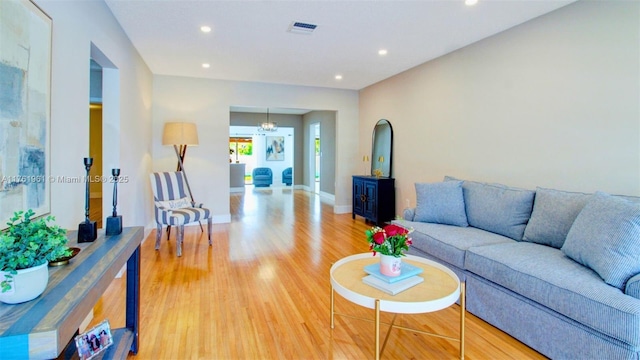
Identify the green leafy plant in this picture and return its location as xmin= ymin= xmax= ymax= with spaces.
xmin=366 ymin=224 xmax=413 ymax=258
xmin=0 ymin=210 xmax=70 ymax=292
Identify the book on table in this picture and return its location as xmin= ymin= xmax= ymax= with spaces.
xmin=363 ymin=262 xmax=424 ymax=284
xmin=362 ymin=274 xmax=424 ymax=295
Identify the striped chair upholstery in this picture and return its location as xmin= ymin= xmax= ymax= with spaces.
xmin=149 ymin=172 xmax=212 ymax=256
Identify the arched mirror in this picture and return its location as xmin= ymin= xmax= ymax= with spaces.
xmin=371 ymin=119 xmax=393 ymax=178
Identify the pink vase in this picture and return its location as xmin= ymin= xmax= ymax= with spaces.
xmin=379 ymin=254 xmax=402 ymax=277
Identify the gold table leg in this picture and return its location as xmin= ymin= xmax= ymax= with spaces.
xmin=460 ymin=282 xmax=466 ymax=360
xmin=330 ymin=287 xmax=335 ymax=329
xmin=375 ymin=299 xmax=381 ymax=360
xmin=380 ymin=313 xmax=398 ymax=356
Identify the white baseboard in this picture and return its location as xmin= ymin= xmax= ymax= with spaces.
xmin=334 ymin=204 xmax=352 ymax=214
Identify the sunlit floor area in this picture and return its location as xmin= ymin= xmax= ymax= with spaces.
xmin=90 ymin=189 xmax=546 ymax=359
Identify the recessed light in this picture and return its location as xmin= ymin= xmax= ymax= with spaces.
xmin=335 ymin=75 xmax=343 ymax=80
xmin=202 ymin=63 xmax=210 ymax=68
xmin=465 ymin=0 xmax=478 ymax=6
xmin=200 ymin=26 xmax=211 ymax=33
xmin=378 ymin=49 xmax=388 ymax=56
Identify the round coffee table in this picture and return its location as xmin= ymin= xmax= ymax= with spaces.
xmin=330 ymin=253 xmax=465 ymax=359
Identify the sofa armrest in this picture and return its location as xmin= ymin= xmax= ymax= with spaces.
xmin=625 ymin=273 xmax=640 ymax=299
xmin=403 ymin=208 xmax=415 ymax=221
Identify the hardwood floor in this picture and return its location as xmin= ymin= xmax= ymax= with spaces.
xmin=90 ymin=188 xmax=546 ymax=359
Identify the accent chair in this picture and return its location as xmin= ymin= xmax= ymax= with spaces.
xmin=252 ymin=167 xmax=273 ymax=187
xmin=149 ymin=171 xmax=212 ymax=256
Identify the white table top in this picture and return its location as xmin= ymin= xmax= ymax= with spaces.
xmin=330 ymin=253 xmax=460 ymax=314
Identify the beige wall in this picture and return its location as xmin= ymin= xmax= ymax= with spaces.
xmin=35 ymin=0 xmax=153 ymax=228
xmin=152 ymin=76 xmax=358 ymax=222
xmin=359 ymin=0 xmax=640 ymax=216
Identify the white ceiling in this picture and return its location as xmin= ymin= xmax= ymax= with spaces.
xmin=105 ymin=0 xmax=575 ymax=91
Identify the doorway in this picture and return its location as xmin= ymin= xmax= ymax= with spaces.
xmin=89 ymin=44 xmax=120 ymax=229
xmin=89 ymin=60 xmax=102 ymax=228
xmin=310 ymin=123 xmax=320 ymax=194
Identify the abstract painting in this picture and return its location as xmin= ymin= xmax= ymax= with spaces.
xmin=266 ymin=136 xmax=284 ymax=161
xmin=0 ymin=0 xmax=51 ymax=229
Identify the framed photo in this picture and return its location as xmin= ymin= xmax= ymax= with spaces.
xmin=75 ymin=320 xmax=113 ymax=360
xmin=266 ymin=136 xmax=284 ymax=161
xmin=0 ymin=0 xmax=52 ymax=229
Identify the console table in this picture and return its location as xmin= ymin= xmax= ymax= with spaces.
xmin=352 ymin=176 xmax=395 ymax=225
xmin=0 ymin=226 xmax=143 ymax=359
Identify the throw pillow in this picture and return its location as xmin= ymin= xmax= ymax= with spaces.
xmin=561 ymin=192 xmax=640 ymax=289
xmin=522 ymin=188 xmax=590 ymax=249
xmin=454 ymin=179 xmax=535 ymax=241
xmin=156 ymin=197 xmax=191 ymax=210
xmin=414 ymin=181 xmax=468 ymax=227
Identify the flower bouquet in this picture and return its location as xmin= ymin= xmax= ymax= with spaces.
xmin=365 ymin=224 xmax=413 ymax=276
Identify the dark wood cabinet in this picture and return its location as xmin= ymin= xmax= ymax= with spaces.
xmin=352 ymin=176 xmax=395 ymax=224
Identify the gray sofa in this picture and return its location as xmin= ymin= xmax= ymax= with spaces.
xmin=393 ymin=177 xmax=640 ymax=359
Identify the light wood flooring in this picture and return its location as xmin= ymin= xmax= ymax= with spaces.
xmin=90 ymin=188 xmax=547 ymax=359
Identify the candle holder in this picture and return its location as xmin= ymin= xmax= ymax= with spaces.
xmin=78 ymin=157 xmax=97 ymax=242
xmin=106 ymin=168 xmax=122 ymax=236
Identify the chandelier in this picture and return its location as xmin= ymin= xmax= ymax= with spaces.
xmin=258 ymin=108 xmax=278 ymax=132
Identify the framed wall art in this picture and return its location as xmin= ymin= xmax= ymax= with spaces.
xmin=0 ymin=0 xmax=52 ymax=229
xmin=266 ymin=136 xmax=284 ymax=161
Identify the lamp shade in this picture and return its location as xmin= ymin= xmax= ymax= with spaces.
xmin=162 ymin=122 xmax=199 ymax=146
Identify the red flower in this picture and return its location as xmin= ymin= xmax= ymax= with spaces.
xmin=384 ymin=224 xmax=408 ymax=237
xmin=372 ymin=231 xmax=386 ymax=244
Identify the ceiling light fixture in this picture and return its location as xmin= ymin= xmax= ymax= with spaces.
xmin=258 ymin=108 xmax=278 ymax=132
xmin=202 ymin=63 xmax=210 ymax=68
xmin=378 ymin=49 xmax=388 ymax=56
xmin=465 ymin=0 xmax=478 ymax=6
xmin=335 ymin=75 xmax=343 ymax=80
xmin=200 ymin=26 xmax=211 ymax=33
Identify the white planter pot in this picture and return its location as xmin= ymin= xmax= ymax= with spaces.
xmin=0 ymin=262 xmax=49 ymax=304
xmin=379 ymin=254 xmax=402 ymax=277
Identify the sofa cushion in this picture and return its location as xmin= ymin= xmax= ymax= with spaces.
xmin=414 ymin=181 xmax=468 ymax=227
xmin=393 ymin=219 xmax=514 ymax=269
xmin=446 ymin=177 xmax=534 ymax=240
xmin=561 ymin=192 xmax=640 ymax=289
xmin=466 ymin=242 xmax=640 ymax=347
xmin=522 ymin=188 xmax=590 ymax=249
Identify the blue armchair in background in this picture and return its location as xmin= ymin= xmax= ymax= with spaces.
xmin=282 ymin=167 xmax=292 ymax=186
xmin=253 ymin=167 xmax=273 ymax=187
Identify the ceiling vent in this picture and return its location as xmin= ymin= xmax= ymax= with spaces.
xmin=288 ymin=21 xmax=317 ymax=35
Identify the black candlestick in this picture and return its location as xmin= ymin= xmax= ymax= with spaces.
xmin=106 ymin=168 xmax=122 ymax=236
xmin=78 ymin=157 xmax=97 ymax=242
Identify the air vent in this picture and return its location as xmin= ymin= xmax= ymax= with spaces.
xmin=288 ymin=21 xmax=317 ymax=35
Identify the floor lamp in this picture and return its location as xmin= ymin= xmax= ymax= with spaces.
xmin=162 ymin=122 xmax=198 ymax=200
xmin=162 ymin=122 xmax=202 ymax=232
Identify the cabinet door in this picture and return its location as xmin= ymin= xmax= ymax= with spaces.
xmin=363 ymin=182 xmax=377 ymax=219
xmin=353 ymin=178 xmax=365 ymax=216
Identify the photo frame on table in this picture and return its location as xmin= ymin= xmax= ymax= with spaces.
xmin=266 ymin=136 xmax=284 ymax=161
xmin=75 ymin=320 xmax=113 ymax=360
xmin=0 ymin=0 xmax=52 ymax=229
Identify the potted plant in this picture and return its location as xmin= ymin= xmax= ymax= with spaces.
xmin=0 ymin=209 xmax=70 ymax=304
xmin=366 ymin=224 xmax=413 ymax=277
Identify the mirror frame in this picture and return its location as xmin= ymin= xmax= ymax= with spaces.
xmin=371 ymin=119 xmax=393 ymax=178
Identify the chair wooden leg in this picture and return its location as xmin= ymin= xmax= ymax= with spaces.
xmin=177 ymin=225 xmax=184 ymax=257
xmin=155 ymin=224 xmax=162 ymax=250
xmin=207 ymin=218 xmax=213 ymax=246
